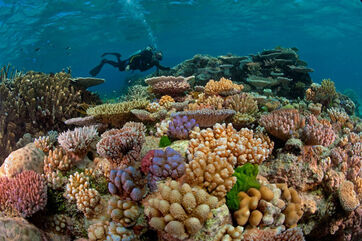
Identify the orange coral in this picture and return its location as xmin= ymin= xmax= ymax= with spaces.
xmin=159 ymin=95 xmax=175 ymax=109
xmin=205 ymin=77 xmax=243 ymax=96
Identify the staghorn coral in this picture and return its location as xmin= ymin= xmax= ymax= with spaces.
xmin=107 ymin=195 xmax=140 ymax=227
xmin=0 ymin=170 xmax=47 ymax=218
xmin=205 ymin=77 xmax=243 ymax=96
xmin=58 ymin=125 xmax=99 ymax=160
xmin=305 ymin=79 xmax=337 ymax=107
xmin=302 ymin=115 xmax=336 ymax=146
xmin=86 ymin=99 xmax=149 ymax=127
xmin=0 ymin=71 xmax=99 ymax=163
xmin=145 ymin=75 xmax=192 ymax=96
xmin=148 ymin=147 xmax=186 ymax=191
xmin=168 ymin=115 xmax=198 ymax=140
xmin=260 ymin=109 xmax=305 ymax=141
xmin=96 ymin=122 xmax=146 ymax=168
xmin=108 ymin=167 xmax=146 ymax=201
xmin=0 ymin=143 xmax=44 ymax=177
xmin=187 ymin=123 xmax=274 ymax=167
xmin=225 ymin=93 xmax=258 ymax=115
xmin=171 ymin=109 xmax=236 ymax=127
xmin=143 ymin=180 xmax=219 ymax=240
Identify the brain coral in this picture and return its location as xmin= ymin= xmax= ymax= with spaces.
xmin=143 ymin=180 xmax=219 ymax=240
xmin=0 ymin=170 xmax=47 ymax=218
xmin=0 ymin=143 xmax=44 ymax=177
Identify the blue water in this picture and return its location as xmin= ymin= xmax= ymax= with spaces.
xmin=0 ymin=0 xmax=361 ymax=98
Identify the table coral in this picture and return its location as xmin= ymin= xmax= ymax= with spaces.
xmin=168 ymin=115 xmax=198 ymax=140
xmin=143 ymin=180 xmax=219 ymax=240
xmin=205 ymin=77 xmax=243 ymax=96
xmin=145 ymin=75 xmax=192 ymax=96
xmin=58 ymin=125 xmax=99 ymax=160
xmin=0 ymin=170 xmax=47 ymax=218
xmin=171 ymin=109 xmax=236 ymax=127
xmin=260 ymin=109 xmax=305 ymax=141
xmin=108 ymin=167 xmax=146 ymax=201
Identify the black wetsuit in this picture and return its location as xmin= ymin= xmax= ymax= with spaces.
xmin=89 ymin=48 xmax=170 ymax=76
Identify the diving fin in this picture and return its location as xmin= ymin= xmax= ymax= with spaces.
xmin=89 ymin=61 xmax=105 ymax=76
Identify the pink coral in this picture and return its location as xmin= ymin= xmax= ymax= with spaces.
xmin=260 ymin=109 xmax=305 ymax=141
xmin=145 ymin=75 xmax=192 ymax=97
xmin=97 ymin=122 xmax=146 ymax=168
xmin=58 ymin=125 xmax=99 ymax=160
xmin=303 ymin=115 xmax=336 ymax=146
xmin=0 ymin=170 xmax=47 ymax=217
xmin=141 ymin=150 xmax=155 ymax=174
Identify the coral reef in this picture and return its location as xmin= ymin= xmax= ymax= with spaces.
xmin=0 ymin=71 xmax=100 ymax=164
xmin=205 ymin=77 xmax=243 ymax=96
xmin=0 ymin=170 xmax=47 ymax=217
xmin=143 ymin=180 xmax=219 ymax=240
xmin=168 ymin=115 xmax=198 ymax=140
xmin=145 ymin=75 xmax=192 ymax=97
xmin=171 ymin=109 xmax=236 ymax=127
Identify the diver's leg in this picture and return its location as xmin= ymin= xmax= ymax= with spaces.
xmin=101 ymin=52 xmax=122 ymax=58
xmin=89 ymin=59 xmax=106 ymax=76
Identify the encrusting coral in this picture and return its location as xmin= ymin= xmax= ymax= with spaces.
xmin=143 ymin=180 xmax=219 ymax=240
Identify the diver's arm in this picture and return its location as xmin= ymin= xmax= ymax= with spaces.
xmin=155 ymin=62 xmax=170 ymax=71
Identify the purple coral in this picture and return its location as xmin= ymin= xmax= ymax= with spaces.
xmin=148 ymin=147 xmax=185 ymax=191
xmin=168 ymin=115 xmax=198 ymax=140
xmin=108 ymin=166 xmax=145 ymax=201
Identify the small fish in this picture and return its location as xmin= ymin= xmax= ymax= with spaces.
xmin=65 ymin=46 xmax=71 ymax=50
xmin=34 ymin=47 xmax=40 ymax=52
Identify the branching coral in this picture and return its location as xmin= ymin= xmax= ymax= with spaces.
xmin=187 ymin=123 xmax=274 ymax=167
xmin=143 ymin=180 xmax=219 ymax=240
xmin=225 ymin=93 xmax=258 ymax=115
xmin=159 ymin=95 xmax=175 ymax=109
xmin=171 ymin=109 xmax=236 ymax=127
xmin=108 ymin=167 xmax=146 ymax=201
xmin=0 ymin=170 xmax=47 ymax=217
xmin=305 ymin=79 xmax=337 ymax=107
xmin=260 ymin=109 xmax=305 ymax=141
xmin=58 ymin=125 xmax=99 ymax=160
xmin=168 ymin=115 xmax=198 ymax=140
xmin=0 ymin=71 xmax=99 ymax=163
xmin=205 ymin=77 xmax=243 ymax=96
xmin=96 ymin=122 xmax=146 ymax=168
xmin=145 ymin=75 xmax=192 ymax=96
xmin=303 ymin=115 xmax=336 ymax=146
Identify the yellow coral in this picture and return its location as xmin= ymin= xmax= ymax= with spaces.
xmin=159 ymin=95 xmax=175 ymax=109
xmin=205 ymin=77 xmax=244 ymax=96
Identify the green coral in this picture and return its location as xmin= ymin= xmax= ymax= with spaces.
xmin=226 ymin=163 xmax=260 ymax=211
xmin=159 ymin=135 xmax=172 ymax=147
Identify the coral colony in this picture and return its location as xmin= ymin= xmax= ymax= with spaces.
xmin=0 ymin=47 xmax=361 ymax=241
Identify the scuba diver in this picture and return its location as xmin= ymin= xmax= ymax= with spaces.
xmin=89 ymin=46 xmax=170 ymax=76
